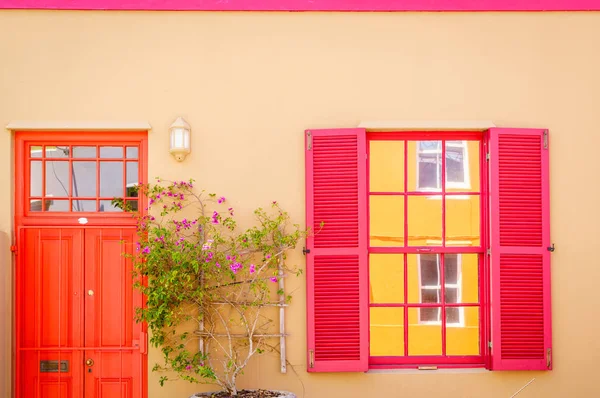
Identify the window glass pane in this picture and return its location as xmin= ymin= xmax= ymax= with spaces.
xmin=444 ymin=254 xmax=459 ymax=284
xmin=369 ymin=195 xmax=404 ymax=247
xmin=100 ymin=162 xmax=124 ymax=197
xmin=408 ymin=141 xmax=441 ymax=191
xmin=446 ymin=307 xmax=480 ymax=356
xmin=369 ymin=254 xmax=404 ymax=304
xmin=408 ymin=196 xmax=442 ymax=246
xmin=126 ymin=146 xmax=138 ymax=159
xmin=73 ymin=146 xmax=96 ymax=158
xmin=30 ymin=161 xmax=42 ymax=197
xmin=420 ymin=254 xmax=439 ymax=286
xmin=408 ymin=254 xmax=439 ymax=303
xmin=126 ymin=162 xmax=139 ymax=197
xmin=72 ymin=161 xmax=97 ymax=197
xmin=409 ymin=307 xmax=442 ymax=355
xmin=30 ymin=199 xmax=44 ymax=212
xmin=30 ymin=146 xmax=43 ymax=158
xmin=45 ymin=161 xmax=70 ymax=197
xmin=447 ymin=140 xmax=480 ymax=192
xmin=370 ymin=308 xmax=404 ymax=356
xmin=99 ymin=146 xmax=123 ymax=158
xmin=445 ymin=254 xmax=479 ymax=304
xmin=446 ymin=195 xmax=480 ymax=246
xmin=99 ymin=200 xmax=123 ymax=212
xmin=369 ymin=141 xmax=404 ymax=192
xmin=72 ymin=200 xmax=97 ymax=212
xmin=45 ymin=146 xmax=69 ymax=158
xmin=46 ymin=199 xmax=69 ymax=212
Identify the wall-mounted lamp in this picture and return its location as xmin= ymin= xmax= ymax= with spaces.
xmin=169 ymin=117 xmax=191 ymax=162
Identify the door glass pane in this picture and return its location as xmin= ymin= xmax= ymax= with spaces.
xmin=126 ymin=200 xmax=139 ymax=212
xmin=369 ymin=141 xmax=404 ymax=192
xmin=72 ymin=162 xmax=96 ymax=197
xmin=45 ymin=146 xmax=69 ymax=158
xmin=72 ymin=200 xmax=97 ymax=212
xmin=445 ymin=254 xmax=479 ymax=304
xmin=99 ymin=200 xmax=122 ymax=212
xmin=370 ymin=308 xmax=404 ymax=356
xmin=446 ymin=141 xmax=480 ymax=192
xmin=46 ymin=200 xmax=69 ymax=212
xmin=446 ymin=195 xmax=480 ymax=246
xmin=30 ymin=199 xmax=44 ymax=212
xmin=126 ymin=162 xmax=138 ymax=197
xmin=446 ymin=307 xmax=480 ymax=355
xmin=409 ymin=307 xmax=442 ymax=355
xmin=30 ymin=146 xmax=42 ymax=158
xmin=100 ymin=162 xmax=123 ymax=197
xmin=100 ymin=146 xmax=123 ymax=158
xmin=73 ymin=146 xmax=96 ymax=158
xmin=45 ymin=161 xmax=70 ymax=197
xmin=369 ymin=254 xmax=404 ymax=304
xmin=408 ymin=196 xmax=442 ymax=246
xmin=30 ymin=161 xmax=42 ymax=197
xmin=369 ymin=195 xmax=404 ymax=247
xmin=126 ymin=146 xmax=138 ymax=159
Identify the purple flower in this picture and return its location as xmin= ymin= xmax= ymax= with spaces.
xmin=249 ymin=264 xmax=256 ymax=274
xmin=270 ymin=277 xmax=278 ymax=283
xmin=215 ymin=262 xmax=221 ymax=268
xmin=265 ymin=254 xmax=271 ymax=260
xmin=230 ymin=262 xmax=243 ymax=274
xmin=142 ymin=246 xmax=151 ymax=254
xmin=228 ymin=207 xmax=234 ymax=216
xmin=136 ymin=242 xmax=141 ymax=252
xmin=186 ymin=365 xmax=192 ymax=370
xmin=218 ymin=196 xmax=226 ymax=204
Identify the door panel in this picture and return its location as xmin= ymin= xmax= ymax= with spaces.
xmin=84 ymin=228 xmax=141 ymax=398
xmin=18 ymin=228 xmax=143 ymax=398
xmin=19 ymin=228 xmax=84 ymax=398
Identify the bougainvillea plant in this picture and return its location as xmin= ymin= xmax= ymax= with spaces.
xmin=116 ymin=179 xmax=307 ymax=396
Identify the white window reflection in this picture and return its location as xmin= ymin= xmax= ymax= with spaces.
xmin=416 ymin=141 xmax=470 ymax=191
xmin=418 ymin=254 xmax=463 ymax=326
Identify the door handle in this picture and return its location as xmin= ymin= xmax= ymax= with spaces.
xmin=85 ymin=358 xmax=94 ymax=367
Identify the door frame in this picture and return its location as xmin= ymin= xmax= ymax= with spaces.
xmin=13 ymin=130 xmax=149 ymax=398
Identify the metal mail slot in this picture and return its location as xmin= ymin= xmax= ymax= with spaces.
xmin=40 ymin=360 xmax=69 ymax=373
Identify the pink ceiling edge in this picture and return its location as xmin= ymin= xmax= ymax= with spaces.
xmin=1 ymin=0 xmax=600 ymax=11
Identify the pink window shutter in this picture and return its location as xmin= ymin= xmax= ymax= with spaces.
xmin=305 ymin=128 xmax=368 ymax=372
xmin=488 ymin=128 xmax=552 ymax=370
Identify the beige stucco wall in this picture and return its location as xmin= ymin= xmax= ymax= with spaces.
xmin=1 ymin=10 xmax=600 ymax=398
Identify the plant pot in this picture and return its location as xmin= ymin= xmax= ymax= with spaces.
xmin=190 ymin=390 xmax=296 ymax=398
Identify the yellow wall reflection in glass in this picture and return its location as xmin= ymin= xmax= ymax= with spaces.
xmin=370 ymin=195 xmax=404 ymax=247
xmin=447 ymin=307 xmax=480 ymax=356
xmin=446 ymin=195 xmax=480 ymax=247
xmin=369 ymin=254 xmax=404 ymax=303
xmin=370 ymin=141 xmax=404 ymax=192
xmin=408 ymin=196 xmax=442 ymax=246
xmin=370 ymin=308 xmax=405 ymax=356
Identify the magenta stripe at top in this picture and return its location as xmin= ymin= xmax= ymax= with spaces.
xmin=1 ymin=0 xmax=600 ymax=11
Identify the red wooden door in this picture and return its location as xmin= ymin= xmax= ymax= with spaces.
xmin=17 ymin=227 xmax=143 ymax=398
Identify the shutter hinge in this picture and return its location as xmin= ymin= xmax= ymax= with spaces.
xmin=547 ymin=243 xmax=555 ymax=252
xmin=487 ymin=248 xmax=491 ymax=256
xmin=547 ymin=348 xmax=552 ymax=368
xmin=486 ymin=152 xmax=490 ymax=161
xmin=309 ymin=349 xmax=315 ymax=368
xmin=10 ymin=245 xmax=18 ymax=254
xmin=488 ymin=341 xmax=492 ymax=350
xmin=543 ymin=130 xmax=549 ymax=149
xmin=306 ymin=131 xmax=312 ymax=151
xmin=303 ymin=247 xmax=311 ymax=255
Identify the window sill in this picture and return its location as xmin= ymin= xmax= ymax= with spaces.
xmin=367 ymin=367 xmax=488 ymax=374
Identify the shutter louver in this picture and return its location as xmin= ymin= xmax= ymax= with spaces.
xmin=489 ymin=128 xmax=552 ymax=370
xmin=306 ymin=128 xmax=368 ymax=372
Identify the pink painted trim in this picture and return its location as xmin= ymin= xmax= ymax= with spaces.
xmin=2 ymin=0 xmax=600 ymax=11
